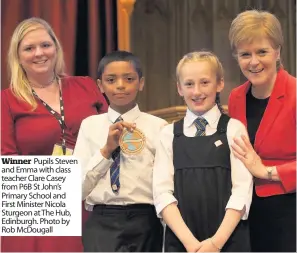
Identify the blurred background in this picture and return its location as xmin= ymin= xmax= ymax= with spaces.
xmin=1 ymin=0 xmax=296 ymax=114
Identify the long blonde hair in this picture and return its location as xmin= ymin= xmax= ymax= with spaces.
xmin=229 ymin=10 xmax=283 ymax=69
xmin=8 ymin=17 xmax=66 ymax=109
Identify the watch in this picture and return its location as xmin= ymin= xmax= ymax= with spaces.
xmin=266 ymin=166 xmax=274 ymax=181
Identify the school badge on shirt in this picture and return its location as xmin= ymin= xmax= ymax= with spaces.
xmin=119 ymin=128 xmax=146 ymax=155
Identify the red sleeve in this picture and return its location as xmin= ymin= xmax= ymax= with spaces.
xmin=276 ymin=161 xmax=296 ymax=193
xmin=83 ymin=76 xmax=108 ymax=113
xmin=228 ymin=90 xmax=236 ymax=118
xmin=276 ymin=76 xmax=296 ymax=192
xmin=1 ymin=91 xmax=18 ymax=155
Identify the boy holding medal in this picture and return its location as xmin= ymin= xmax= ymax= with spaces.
xmin=74 ymin=51 xmax=166 ymax=252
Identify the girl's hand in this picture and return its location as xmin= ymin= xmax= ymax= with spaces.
xmin=197 ymin=238 xmax=220 ymax=252
xmin=185 ymin=238 xmax=202 ymax=252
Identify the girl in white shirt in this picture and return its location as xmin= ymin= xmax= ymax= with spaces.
xmin=153 ymin=51 xmax=253 ymax=252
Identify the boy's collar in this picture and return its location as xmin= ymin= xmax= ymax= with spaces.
xmin=108 ymin=104 xmax=141 ymax=123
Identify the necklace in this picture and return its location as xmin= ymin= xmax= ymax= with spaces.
xmin=30 ymin=76 xmax=57 ymax=89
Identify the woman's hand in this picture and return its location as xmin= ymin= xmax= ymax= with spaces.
xmin=231 ymin=135 xmax=266 ymax=179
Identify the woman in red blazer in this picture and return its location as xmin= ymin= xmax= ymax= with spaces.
xmin=228 ymin=10 xmax=296 ymax=252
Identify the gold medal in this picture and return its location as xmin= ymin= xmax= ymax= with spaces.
xmin=119 ymin=128 xmax=146 ymax=155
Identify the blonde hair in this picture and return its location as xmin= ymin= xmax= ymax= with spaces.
xmin=176 ymin=51 xmax=224 ymax=84
xmin=8 ymin=17 xmax=66 ymax=109
xmin=176 ymin=51 xmax=225 ymax=113
xmin=229 ymin=10 xmax=283 ymax=69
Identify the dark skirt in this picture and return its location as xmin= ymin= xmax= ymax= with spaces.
xmin=249 ymin=189 xmax=296 ymax=252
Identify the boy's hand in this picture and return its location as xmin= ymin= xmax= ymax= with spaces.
xmin=101 ymin=121 xmax=136 ymax=159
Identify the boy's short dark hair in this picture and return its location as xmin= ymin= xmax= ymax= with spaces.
xmin=97 ymin=51 xmax=143 ymax=80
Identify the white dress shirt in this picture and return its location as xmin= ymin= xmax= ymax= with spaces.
xmin=74 ymin=105 xmax=167 ymax=211
xmin=153 ymin=104 xmax=253 ymax=220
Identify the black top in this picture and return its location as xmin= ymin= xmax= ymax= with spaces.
xmin=246 ymin=87 xmax=270 ymax=146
